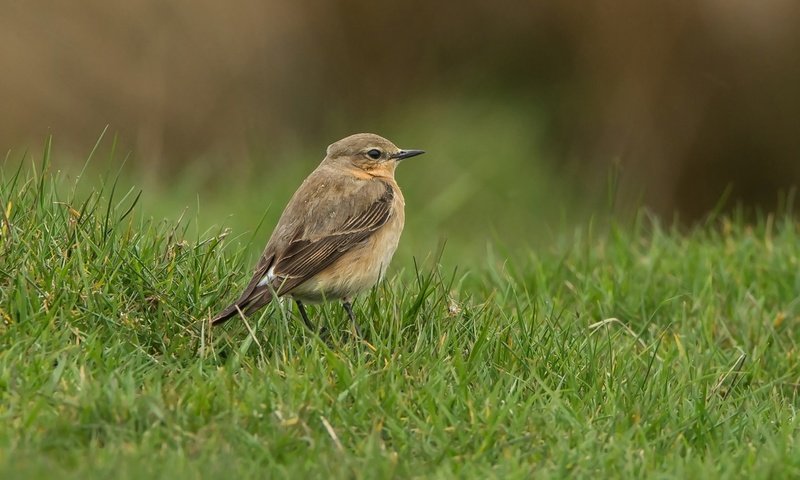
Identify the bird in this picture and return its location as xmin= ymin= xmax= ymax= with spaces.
xmin=210 ymin=133 xmax=424 ymax=336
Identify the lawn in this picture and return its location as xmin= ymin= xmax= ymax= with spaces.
xmin=1 ymin=142 xmax=799 ymax=479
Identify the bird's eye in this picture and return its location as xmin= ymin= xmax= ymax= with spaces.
xmin=367 ymin=149 xmax=382 ymax=160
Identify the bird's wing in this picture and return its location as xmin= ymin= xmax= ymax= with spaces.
xmin=211 ymin=180 xmax=394 ymax=325
xmin=270 ymin=181 xmax=394 ymax=294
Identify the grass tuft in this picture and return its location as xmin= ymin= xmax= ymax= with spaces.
xmin=1 ymin=153 xmax=800 ymax=478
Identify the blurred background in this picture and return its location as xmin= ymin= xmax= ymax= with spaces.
xmin=2 ymin=1 xmax=800 ymax=260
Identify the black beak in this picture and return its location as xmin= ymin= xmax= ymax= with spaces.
xmin=391 ymin=149 xmax=425 ymax=160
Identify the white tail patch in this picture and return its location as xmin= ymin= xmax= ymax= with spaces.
xmin=257 ymin=266 xmax=275 ymax=287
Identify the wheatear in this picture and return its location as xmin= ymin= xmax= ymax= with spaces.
xmin=211 ymin=133 xmax=424 ymax=336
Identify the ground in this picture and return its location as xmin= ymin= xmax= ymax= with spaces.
xmin=1 ymin=148 xmax=799 ymax=478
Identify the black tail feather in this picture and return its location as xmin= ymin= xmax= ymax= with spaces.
xmin=210 ymin=290 xmax=274 ymax=326
xmin=209 ymin=304 xmax=241 ymax=326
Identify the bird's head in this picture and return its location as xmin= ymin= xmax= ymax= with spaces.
xmin=325 ymin=133 xmax=424 ymax=178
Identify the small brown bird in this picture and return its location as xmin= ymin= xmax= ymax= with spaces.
xmin=211 ymin=133 xmax=424 ymax=335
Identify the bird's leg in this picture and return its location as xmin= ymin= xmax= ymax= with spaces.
xmin=295 ymin=300 xmax=315 ymax=331
xmin=296 ymin=300 xmax=330 ymax=340
xmin=342 ymin=300 xmax=363 ymax=338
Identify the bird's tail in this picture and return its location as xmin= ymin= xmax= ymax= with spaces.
xmin=209 ymin=304 xmax=242 ymax=326
xmin=210 ymin=289 xmax=274 ymax=326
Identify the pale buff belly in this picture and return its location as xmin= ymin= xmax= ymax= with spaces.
xmin=289 ymin=205 xmax=405 ymax=303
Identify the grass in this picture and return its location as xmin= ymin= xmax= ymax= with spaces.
xmin=1 ymin=142 xmax=800 ymax=479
